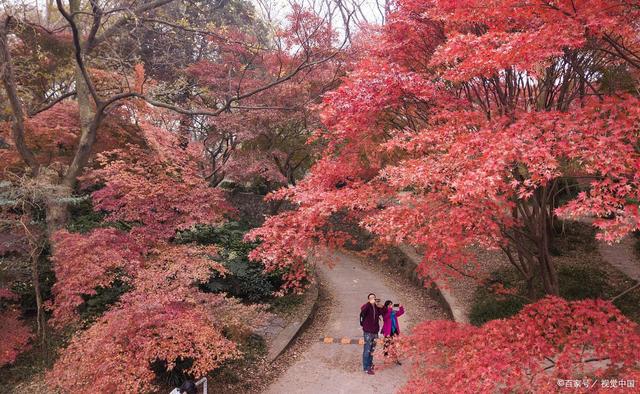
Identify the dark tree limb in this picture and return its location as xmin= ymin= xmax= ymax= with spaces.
xmin=0 ymin=16 xmax=39 ymax=174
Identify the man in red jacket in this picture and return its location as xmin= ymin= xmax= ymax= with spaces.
xmin=360 ymin=293 xmax=385 ymax=374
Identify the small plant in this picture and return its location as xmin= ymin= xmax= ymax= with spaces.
xmin=469 ymin=290 xmax=526 ymax=326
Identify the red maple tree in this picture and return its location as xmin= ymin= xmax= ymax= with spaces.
xmin=248 ymin=0 xmax=640 ymax=297
xmin=245 ymin=1 xmax=640 ymax=390
xmin=400 ymin=297 xmax=640 ymax=393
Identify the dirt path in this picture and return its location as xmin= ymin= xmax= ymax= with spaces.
xmin=262 ymin=250 xmax=445 ymax=394
xmin=597 ymin=235 xmax=640 ymax=282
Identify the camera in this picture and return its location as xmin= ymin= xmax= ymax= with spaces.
xmin=393 ymin=303 xmax=399 ymax=307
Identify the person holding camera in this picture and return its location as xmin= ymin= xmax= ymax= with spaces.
xmin=360 ymin=293 xmax=385 ymax=375
xmin=381 ymin=300 xmax=404 ymax=365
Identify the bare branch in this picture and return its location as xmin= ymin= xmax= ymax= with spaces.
xmin=28 ymin=91 xmax=76 ymax=116
xmin=55 ymin=0 xmax=100 ymax=105
xmin=85 ymin=0 xmax=177 ymax=53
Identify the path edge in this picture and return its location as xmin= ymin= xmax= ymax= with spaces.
xmin=266 ymin=272 xmax=320 ymax=362
xmin=397 ymin=245 xmax=469 ymax=323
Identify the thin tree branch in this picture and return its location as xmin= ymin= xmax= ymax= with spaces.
xmin=28 ymin=91 xmax=76 ymax=116
xmin=55 ymin=0 xmax=101 ymax=105
xmin=85 ymin=0 xmax=177 ymax=53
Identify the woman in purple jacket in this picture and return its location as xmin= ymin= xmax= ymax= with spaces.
xmin=381 ymin=300 xmax=404 ymax=365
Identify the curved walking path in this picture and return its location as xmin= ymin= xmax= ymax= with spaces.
xmin=263 ymin=250 xmax=439 ymax=394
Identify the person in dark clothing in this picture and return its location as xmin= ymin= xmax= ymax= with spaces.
xmin=169 ymin=379 xmax=197 ymax=394
xmin=179 ymin=380 xmax=197 ymax=394
xmin=360 ymin=292 xmax=386 ymax=374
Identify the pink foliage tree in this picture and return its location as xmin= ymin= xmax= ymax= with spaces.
xmin=46 ymin=113 xmax=267 ymax=392
xmin=248 ymin=0 xmax=640 ymax=296
xmin=400 ymin=297 xmax=640 ymax=393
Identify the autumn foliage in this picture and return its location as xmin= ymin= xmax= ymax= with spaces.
xmin=2 ymin=0 xmax=640 ymax=391
xmin=246 ymin=1 xmax=640 ymax=388
xmin=248 ymin=0 xmax=640 ymax=296
xmin=1 ymin=0 xmax=343 ymax=388
xmin=400 ymin=297 xmax=640 ymax=393
xmin=44 ymin=114 xmax=268 ymax=392
xmin=0 ymin=288 xmax=32 ymax=367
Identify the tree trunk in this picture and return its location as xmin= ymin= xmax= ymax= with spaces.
xmin=508 ymin=184 xmax=560 ymax=296
xmin=44 ymin=0 xmax=95 ymax=234
xmin=45 ymin=192 xmax=71 ymax=235
xmin=20 ymin=212 xmax=47 ymax=355
xmin=537 ymin=188 xmax=560 ymax=295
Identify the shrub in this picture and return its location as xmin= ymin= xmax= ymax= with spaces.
xmin=469 ymin=269 xmax=526 ymax=326
xmin=203 ymin=257 xmax=276 ymax=303
xmin=470 ymin=265 xmax=613 ymax=326
xmin=469 ymin=292 xmax=526 ymax=326
xmin=66 ymin=198 xmax=105 ymax=234
xmin=67 ymin=198 xmax=133 ymax=234
xmin=557 ymin=265 xmax=607 ymax=300
xmin=177 ymin=222 xmax=280 ymax=302
xmin=78 ymin=277 xmax=131 ymax=324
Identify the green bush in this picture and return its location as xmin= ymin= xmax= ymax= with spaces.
xmin=203 ymin=257 xmax=276 ymax=303
xmin=79 ymin=277 xmax=131 ymax=323
xmin=469 ymin=268 xmax=526 ymax=326
xmin=469 ymin=296 xmax=526 ymax=326
xmin=470 ymin=264 xmax=613 ymax=326
xmin=66 ymin=198 xmax=105 ymax=233
xmin=67 ymin=198 xmax=133 ymax=234
xmin=177 ymin=222 xmax=281 ymax=302
xmin=175 ymin=222 xmax=251 ymax=251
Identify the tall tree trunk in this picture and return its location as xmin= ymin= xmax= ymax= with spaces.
xmin=45 ymin=186 xmax=72 ymax=236
xmin=537 ymin=186 xmax=559 ymax=295
xmin=19 ymin=214 xmax=47 ymax=354
xmin=44 ymin=0 xmax=95 ymax=235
